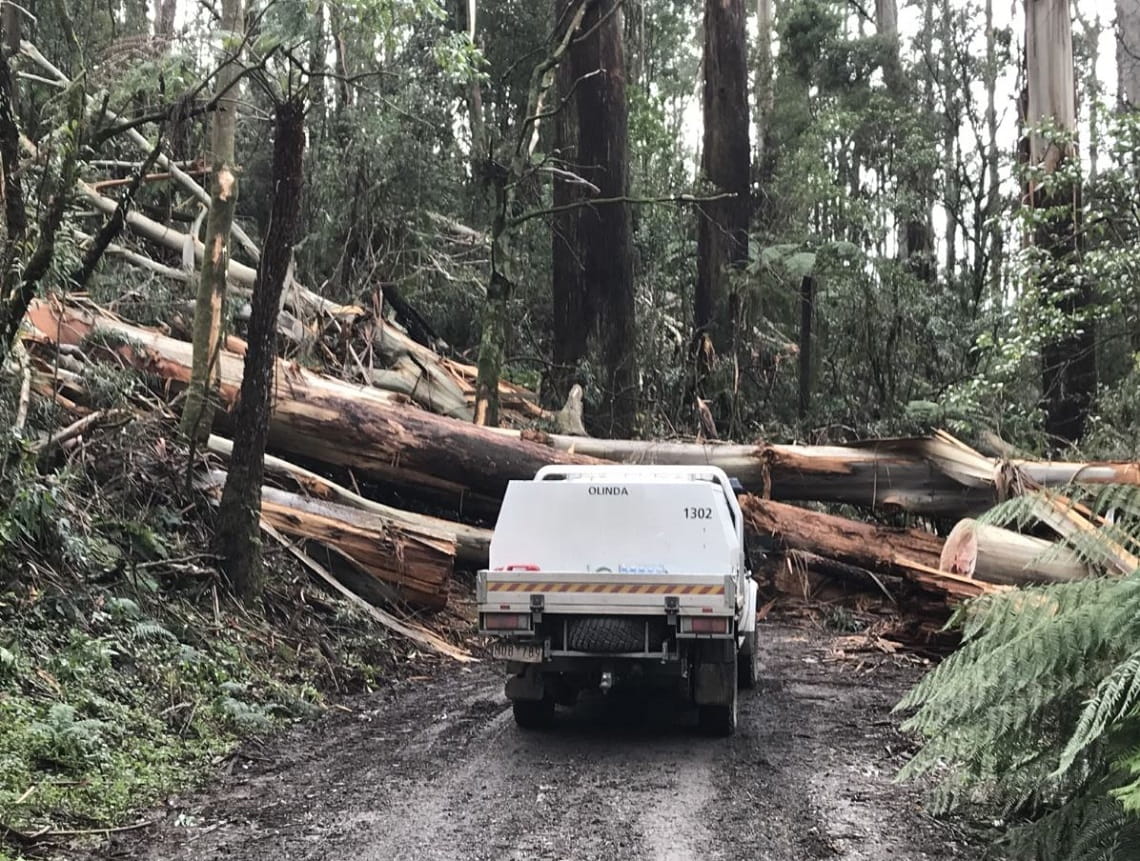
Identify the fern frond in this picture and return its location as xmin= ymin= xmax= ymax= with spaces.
xmin=1059 ymin=651 xmax=1140 ymax=776
xmin=129 ymin=621 xmax=176 ymax=643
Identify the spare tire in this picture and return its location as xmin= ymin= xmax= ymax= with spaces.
xmin=566 ymin=616 xmax=649 ymax=653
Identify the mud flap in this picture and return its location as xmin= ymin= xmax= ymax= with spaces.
xmin=693 ymin=658 xmax=736 ymax=706
xmin=505 ymin=664 xmax=545 ymax=702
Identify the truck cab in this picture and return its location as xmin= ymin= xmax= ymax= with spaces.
xmin=476 ymin=465 xmax=759 ymax=735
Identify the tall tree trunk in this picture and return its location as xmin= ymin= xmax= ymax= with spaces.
xmin=155 ymin=0 xmax=177 ymax=38
xmin=982 ymin=0 xmax=1002 ymax=307
xmin=695 ymin=0 xmax=750 ymax=361
xmin=753 ymin=0 xmax=774 ymax=189
xmin=549 ymin=2 xmax=589 ymax=407
xmin=1118 ymin=0 xmax=1140 ymax=110
xmin=1026 ymin=0 xmax=1095 ymax=448
xmin=797 ymin=275 xmax=814 ymax=419
xmin=181 ymin=0 xmax=243 ymax=443
xmin=216 ymin=98 xmax=305 ymax=599
xmin=875 ymin=0 xmax=902 ymax=91
xmin=550 ymin=0 xmax=636 ymax=435
xmin=475 ymin=0 xmax=595 ymax=427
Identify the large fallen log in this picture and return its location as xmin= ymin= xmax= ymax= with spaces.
xmin=507 ymin=429 xmax=1140 ymax=517
xmin=201 ymin=469 xmax=455 ymax=609
xmin=938 ymin=518 xmax=1090 ymax=585
xmin=739 ymin=495 xmax=1004 ymax=601
xmin=23 ymin=301 xmax=602 ymax=510
xmin=26 ymin=300 xmax=1140 ymax=520
xmin=206 ymin=436 xmax=491 ymax=568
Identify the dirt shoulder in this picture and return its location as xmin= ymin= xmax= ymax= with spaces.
xmin=89 ymin=620 xmax=986 ymax=861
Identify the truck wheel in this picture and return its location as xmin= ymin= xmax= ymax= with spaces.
xmin=566 ymin=616 xmax=646 ymax=653
xmin=737 ymin=628 xmax=759 ymax=689
xmin=512 ymin=696 xmax=555 ymax=730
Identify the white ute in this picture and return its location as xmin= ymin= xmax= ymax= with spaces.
xmin=476 ymin=465 xmax=759 ymax=736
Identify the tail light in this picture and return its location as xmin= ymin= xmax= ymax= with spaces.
xmin=681 ymin=616 xmax=730 ymax=634
xmin=482 ymin=613 xmax=531 ymax=631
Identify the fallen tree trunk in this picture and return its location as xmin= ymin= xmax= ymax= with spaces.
xmin=505 ymin=429 xmax=1140 ymax=516
xmin=201 ymin=469 xmax=455 ymax=609
xmin=739 ymin=495 xmax=1004 ymax=601
xmin=260 ymin=519 xmax=474 ymax=662
xmin=24 ymin=301 xmax=603 ymax=509
xmin=938 ymin=518 xmax=1090 ymax=585
xmin=206 ymin=435 xmax=491 ymax=567
xmin=26 ymin=300 xmax=1140 ymax=520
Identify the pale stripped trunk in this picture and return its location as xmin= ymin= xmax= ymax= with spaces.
xmin=181 ymin=0 xmax=243 ymax=443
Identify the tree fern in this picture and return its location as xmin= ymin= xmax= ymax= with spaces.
xmin=896 ymin=483 xmax=1140 ymax=859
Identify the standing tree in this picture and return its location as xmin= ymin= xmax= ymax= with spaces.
xmin=550 ymin=0 xmax=637 ymax=436
xmin=181 ymin=0 xmax=244 ymax=444
xmin=1119 ymin=0 xmax=1140 ymax=110
xmin=1026 ymin=0 xmax=1095 ymax=447
xmin=754 ymin=0 xmax=774 ymax=179
xmin=216 ymin=97 xmax=306 ymax=599
xmin=695 ymin=0 xmax=749 ymax=375
xmin=473 ymin=0 xmax=595 ymax=428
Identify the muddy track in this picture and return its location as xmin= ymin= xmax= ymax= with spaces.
xmin=93 ymin=622 xmax=982 ymax=861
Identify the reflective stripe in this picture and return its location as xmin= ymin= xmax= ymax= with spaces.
xmin=486 ymin=582 xmax=726 ymax=596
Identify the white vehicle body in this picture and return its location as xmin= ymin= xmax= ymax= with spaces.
xmin=476 ymin=465 xmax=759 ymax=735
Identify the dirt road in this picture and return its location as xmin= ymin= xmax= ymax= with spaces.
xmin=95 ymin=621 xmax=982 ymax=861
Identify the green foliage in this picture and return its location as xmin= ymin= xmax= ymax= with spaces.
xmin=895 ymin=485 xmax=1140 ymax=859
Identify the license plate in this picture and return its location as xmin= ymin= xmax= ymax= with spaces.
xmin=491 ymin=642 xmax=544 ymax=663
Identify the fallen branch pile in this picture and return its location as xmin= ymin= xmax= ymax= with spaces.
xmin=22 ymin=295 xmax=1140 ymax=635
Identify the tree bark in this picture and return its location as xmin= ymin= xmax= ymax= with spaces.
xmin=1026 ymin=0 xmax=1095 ymax=448
xmin=0 ymin=85 xmax=81 ymax=364
xmin=0 ymin=42 xmax=26 ymax=292
xmin=474 ymin=0 xmax=595 ymax=427
xmin=740 ymin=496 xmax=1000 ymax=601
xmin=753 ymin=0 xmax=774 ymax=180
xmin=207 ymin=436 xmax=491 ymax=568
xmin=155 ymin=0 xmax=177 ymax=39
xmin=550 ymin=0 xmax=589 ymax=407
xmin=1118 ymin=0 xmax=1140 ymax=110
xmin=207 ymin=472 xmax=454 ymax=609
xmin=550 ymin=0 xmax=637 ymax=435
xmin=181 ymin=0 xmax=244 ymax=443
xmin=981 ymin=0 xmax=1002 ymax=306
xmin=876 ymin=0 xmax=903 ymax=91
xmin=25 ymin=302 xmax=1140 ymax=519
xmin=215 ymin=98 xmax=304 ymax=599
xmin=695 ymin=0 xmax=750 ymax=359
xmin=797 ymin=275 xmax=814 ymax=419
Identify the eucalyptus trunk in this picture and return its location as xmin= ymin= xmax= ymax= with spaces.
xmin=981 ymin=0 xmax=1002 ymax=306
xmin=216 ymin=99 xmax=306 ymax=600
xmin=550 ymin=0 xmax=636 ymax=436
xmin=1026 ymin=0 xmax=1095 ymax=447
xmin=181 ymin=0 xmax=243 ymax=443
xmin=875 ymin=0 xmax=902 ymax=91
xmin=753 ymin=0 xmax=774 ymax=188
xmin=1118 ymin=0 xmax=1140 ymax=109
xmin=695 ymin=0 xmax=750 ymax=362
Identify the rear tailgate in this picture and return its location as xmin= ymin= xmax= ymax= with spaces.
xmin=477 ymin=570 xmax=736 ymax=616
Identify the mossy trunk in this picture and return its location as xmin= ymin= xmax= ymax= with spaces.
xmin=215 ymin=99 xmax=305 ymax=600
xmin=181 ymin=0 xmax=243 ymax=444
